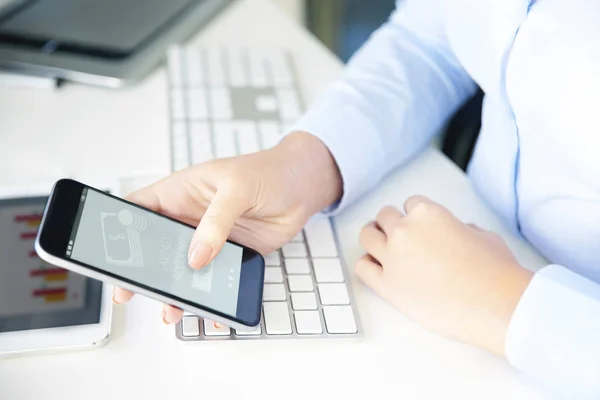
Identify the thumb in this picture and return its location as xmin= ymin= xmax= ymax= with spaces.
xmin=188 ymin=190 xmax=249 ymax=270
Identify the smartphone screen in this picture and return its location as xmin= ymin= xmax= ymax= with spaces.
xmin=54 ymin=185 xmax=260 ymax=323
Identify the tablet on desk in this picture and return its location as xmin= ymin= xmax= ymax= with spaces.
xmin=0 ymin=188 xmax=112 ymax=357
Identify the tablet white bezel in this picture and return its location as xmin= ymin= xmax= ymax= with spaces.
xmin=0 ymin=284 xmax=112 ymax=357
xmin=0 ymin=180 xmax=113 ymax=357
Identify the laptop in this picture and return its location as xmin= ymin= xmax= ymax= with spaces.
xmin=0 ymin=0 xmax=234 ymax=88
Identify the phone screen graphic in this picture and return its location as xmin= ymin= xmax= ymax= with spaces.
xmin=67 ymin=188 xmax=244 ymax=317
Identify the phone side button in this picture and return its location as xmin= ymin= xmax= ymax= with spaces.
xmin=181 ymin=317 xmax=200 ymax=337
xmin=263 ymin=302 xmax=292 ymax=335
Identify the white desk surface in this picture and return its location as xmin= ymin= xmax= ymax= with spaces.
xmin=0 ymin=0 xmax=555 ymax=398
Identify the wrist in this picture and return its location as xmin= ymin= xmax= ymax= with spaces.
xmin=488 ymin=263 xmax=534 ymax=358
xmin=274 ymin=131 xmax=343 ymax=215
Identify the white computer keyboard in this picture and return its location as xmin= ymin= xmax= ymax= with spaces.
xmin=167 ymin=45 xmax=362 ymax=341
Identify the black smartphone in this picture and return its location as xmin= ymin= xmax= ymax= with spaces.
xmin=34 ymin=179 xmax=265 ymax=330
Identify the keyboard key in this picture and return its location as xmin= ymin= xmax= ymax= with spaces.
xmin=184 ymin=48 xmax=204 ymax=86
xmin=318 ymin=283 xmax=350 ymax=305
xmin=323 ymin=306 xmax=357 ymax=334
xmin=294 ymin=311 xmax=322 ymax=335
xmin=206 ymin=47 xmax=225 ymax=85
xmin=186 ymin=88 xmax=208 ymax=119
xmin=304 ymin=216 xmax=338 ymax=258
xmin=215 ymin=143 xmax=237 ymax=158
xmin=291 ymin=292 xmax=317 ymax=310
xmin=264 ymin=267 xmax=283 ymax=283
xmin=277 ymin=88 xmax=302 ymax=119
xmin=291 ymin=232 xmax=304 ymax=242
xmin=239 ymin=137 xmax=260 ymax=155
xmin=167 ymin=47 xmax=183 ymax=86
xmin=248 ymin=51 xmax=269 ymax=86
xmin=263 ymin=283 xmax=286 ymax=301
xmin=190 ymin=122 xmax=213 ymax=163
xmin=172 ymin=120 xmax=186 ymax=139
xmin=226 ymin=47 xmax=248 ymax=86
xmin=282 ymin=242 xmax=307 ymax=258
xmin=209 ymin=88 xmax=233 ymax=119
xmin=284 ymin=258 xmax=310 ymax=274
xmin=182 ymin=316 xmax=200 ymax=337
xmin=266 ymin=49 xmax=294 ymax=87
xmin=234 ymin=121 xmax=260 ymax=155
xmin=204 ymin=319 xmax=231 ymax=336
xmin=173 ymin=154 xmax=189 ymax=171
xmin=170 ymin=89 xmax=186 ymax=119
xmin=281 ymin=120 xmax=296 ymax=135
xmin=171 ymin=122 xmax=189 ymax=170
xmin=235 ymin=324 xmax=262 ymax=336
xmin=258 ymin=121 xmax=280 ymax=149
xmin=265 ymin=251 xmax=281 ymax=266
xmin=263 ymin=302 xmax=292 ymax=335
xmin=313 ymin=259 xmax=344 ymax=283
xmin=288 ymin=275 xmax=313 ymax=292
xmin=213 ymin=122 xmax=237 ymax=158
xmin=255 ymin=95 xmax=278 ymax=112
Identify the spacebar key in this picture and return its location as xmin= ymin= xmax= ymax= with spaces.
xmin=263 ymin=302 xmax=292 ymax=335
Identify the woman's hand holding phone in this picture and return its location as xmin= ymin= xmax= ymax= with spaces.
xmin=113 ymin=132 xmax=343 ymax=324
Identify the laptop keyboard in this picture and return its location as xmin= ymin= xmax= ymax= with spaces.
xmin=166 ymin=45 xmax=361 ymax=341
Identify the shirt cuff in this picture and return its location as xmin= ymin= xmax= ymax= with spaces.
xmin=284 ymin=96 xmax=387 ymax=216
xmin=505 ymin=264 xmax=600 ymax=396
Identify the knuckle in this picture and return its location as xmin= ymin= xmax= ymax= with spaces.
xmin=410 ymin=201 xmax=442 ymax=220
xmin=410 ymin=201 xmax=432 ymax=216
xmin=379 ymin=205 xmax=397 ymax=217
xmin=389 ymin=222 xmax=408 ymax=239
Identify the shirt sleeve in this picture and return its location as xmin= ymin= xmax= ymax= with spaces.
xmin=285 ymin=0 xmax=477 ymax=214
xmin=506 ymin=264 xmax=600 ymax=397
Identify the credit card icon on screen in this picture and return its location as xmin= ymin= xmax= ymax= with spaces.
xmin=100 ymin=210 xmax=146 ymax=268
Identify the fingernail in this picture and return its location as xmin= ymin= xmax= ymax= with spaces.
xmin=112 ymin=293 xmax=121 ymax=304
xmin=161 ymin=310 xmax=169 ymax=325
xmin=164 ymin=309 xmax=180 ymax=325
xmin=188 ymin=243 xmax=212 ymax=269
xmin=213 ymin=321 xmax=221 ymax=329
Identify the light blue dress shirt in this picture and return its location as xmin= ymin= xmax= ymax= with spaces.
xmin=289 ymin=0 xmax=600 ymax=396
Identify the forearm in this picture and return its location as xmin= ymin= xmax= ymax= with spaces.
xmin=285 ymin=0 xmax=477 ymax=214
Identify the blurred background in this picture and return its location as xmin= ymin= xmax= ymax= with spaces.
xmin=0 ymin=0 xmax=483 ymax=171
